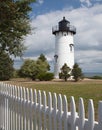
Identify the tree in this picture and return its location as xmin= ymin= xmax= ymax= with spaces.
xmin=0 ymin=0 xmax=35 ymax=57
xmin=37 ymin=54 xmax=50 ymax=71
xmin=0 ymin=52 xmax=14 ymax=80
xmin=19 ymin=59 xmax=38 ymax=80
xmin=72 ymin=63 xmax=83 ymax=82
xmin=38 ymin=54 xmax=47 ymax=62
xmin=19 ymin=54 xmax=51 ymax=80
xmin=59 ymin=63 xmax=71 ymax=81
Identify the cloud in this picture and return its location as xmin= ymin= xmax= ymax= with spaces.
xmin=37 ymin=0 xmax=44 ymax=4
xmin=32 ymin=0 xmax=44 ymax=8
xmin=80 ymin=0 xmax=92 ymax=7
xmin=15 ymin=4 xmax=102 ymax=73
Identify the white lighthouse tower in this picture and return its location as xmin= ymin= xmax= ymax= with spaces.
xmin=52 ymin=17 xmax=76 ymax=78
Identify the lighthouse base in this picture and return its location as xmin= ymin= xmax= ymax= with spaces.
xmin=54 ymin=75 xmax=59 ymax=79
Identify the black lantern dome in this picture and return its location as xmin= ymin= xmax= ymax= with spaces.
xmin=59 ymin=17 xmax=70 ymax=31
xmin=52 ymin=17 xmax=76 ymax=35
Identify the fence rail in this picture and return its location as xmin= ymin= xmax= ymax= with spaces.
xmin=0 ymin=82 xmax=102 ymax=130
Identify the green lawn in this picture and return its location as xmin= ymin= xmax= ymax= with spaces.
xmin=5 ymin=79 xmax=102 ymax=120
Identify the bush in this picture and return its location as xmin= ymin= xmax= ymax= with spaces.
xmin=37 ymin=72 xmax=54 ymax=81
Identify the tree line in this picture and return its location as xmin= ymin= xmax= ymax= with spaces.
xmin=0 ymin=52 xmax=83 ymax=81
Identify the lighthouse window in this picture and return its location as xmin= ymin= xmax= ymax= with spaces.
xmin=69 ymin=44 xmax=74 ymax=52
xmin=54 ymin=55 xmax=58 ymax=62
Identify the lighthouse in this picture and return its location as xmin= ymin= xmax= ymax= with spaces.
xmin=52 ymin=17 xmax=76 ymax=78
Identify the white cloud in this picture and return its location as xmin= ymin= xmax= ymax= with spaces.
xmin=15 ymin=4 xmax=102 ymax=73
xmin=37 ymin=0 xmax=44 ymax=4
xmin=80 ymin=0 xmax=92 ymax=7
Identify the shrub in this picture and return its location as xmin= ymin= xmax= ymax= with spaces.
xmin=37 ymin=72 xmax=54 ymax=81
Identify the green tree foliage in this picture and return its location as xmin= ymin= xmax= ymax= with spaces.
xmin=37 ymin=72 xmax=54 ymax=81
xmin=19 ymin=59 xmax=37 ymax=80
xmin=19 ymin=54 xmax=51 ymax=80
xmin=38 ymin=53 xmax=47 ymax=62
xmin=37 ymin=54 xmax=50 ymax=71
xmin=59 ymin=63 xmax=71 ymax=81
xmin=0 ymin=52 xmax=14 ymax=80
xmin=72 ymin=63 xmax=83 ymax=82
xmin=0 ymin=0 xmax=35 ymax=57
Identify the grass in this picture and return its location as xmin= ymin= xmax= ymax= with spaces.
xmin=5 ymin=78 xmax=102 ymax=120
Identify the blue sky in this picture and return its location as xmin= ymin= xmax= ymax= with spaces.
xmin=31 ymin=0 xmax=81 ymax=15
xmin=31 ymin=0 xmax=102 ymax=15
xmin=14 ymin=0 xmax=102 ymax=73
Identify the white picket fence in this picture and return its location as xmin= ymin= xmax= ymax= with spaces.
xmin=0 ymin=82 xmax=102 ymax=130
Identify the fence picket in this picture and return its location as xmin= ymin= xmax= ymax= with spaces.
xmin=58 ymin=94 xmax=62 ymax=130
xmin=14 ymin=86 xmax=18 ymax=130
xmin=70 ymin=96 xmax=77 ymax=130
xmin=23 ymin=87 xmax=27 ymax=130
xmin=88 ymin=99 xmax=95 ymax=130
xmin=78 ymin=98 xmax=85 ymax=130
xmin=48 ymin=92 xmax=52 ymax=130
xmin=63 ymin=95 xmax=68 ymax=130
xmin=29 ymin=88 xmax=34 ymax=130
xmin=33 ymin=89 xmax=37 ymax=130
xmin=26 ymin=88 xmax=30 ymax=130
xmin=38 ymin=90 xmax=42 ymax=130
xmin=20 ymin=87 xmax=23 ymax=130
xmin=98 ymin=101 xmax=102 ymax=130
xmin=53 ymin=93 xmax=57 ymax=130
xmin=0 ymin=82 xmax=102 ymax=130
xmin=42 ymin=91 xmax=47 ymax=130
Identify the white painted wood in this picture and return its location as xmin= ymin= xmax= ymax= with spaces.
xmin=58 ymin=94 xmax=62 ymax=130
xmin=53 ymin=93 xmax=57 ymax=130
xmin=26 ymin=88 xmax=30 ymax=130
xmin=23 ymin=87 xmax=27 ymax=130
xmin=70 ymin=96 xmax=77 ymax=130
xmin=88 ymin=100 xmax=95 ymax=130
xmin=20 ymin=87 xmax=23 ymax=130
xmin=78 ymin=98 xmax=85 ymax=130
xmin=38 ymin=90 xmax=42 ymax=130
xmin=63 ymin=95 xmax=68 ymax=130
xmin=0 ymin=82 xmax=102 ymax=130
xmin=98 ymin=101 xmax=102 ymax=130
xmin=29 ymin=88 xmax=33 ymax=130
xmin=33 ymin=89 xmax=37 ymax=130
xmin=48 ymin=92 xmax=52 ymax=130
xmin=42 ymin=91 xmax=47 ymax=130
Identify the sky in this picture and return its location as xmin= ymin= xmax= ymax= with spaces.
xmin=14 ymin=0 xmax=102 ymax=73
